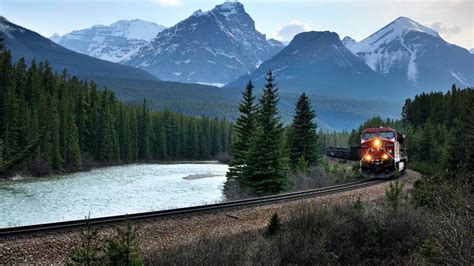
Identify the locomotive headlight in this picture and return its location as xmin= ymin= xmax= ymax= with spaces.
xmin=382 ymin=154 xmax=389 ymax=160
xmin=373 ymin=139 xmax=381 ymax=148
xmin=365 ymin=155 xmax=372 ymax=161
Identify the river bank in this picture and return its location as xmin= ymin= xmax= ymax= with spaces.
xmin=1 ymin=160 xmax=225 ymax=182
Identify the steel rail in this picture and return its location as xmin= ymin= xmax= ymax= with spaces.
xmin=0 ymin=179 xmax=384 ymax=238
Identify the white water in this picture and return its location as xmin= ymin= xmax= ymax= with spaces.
xmin=0 ymin=163 xmax=228 ymax=228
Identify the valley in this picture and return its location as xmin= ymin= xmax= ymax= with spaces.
xmin=0 ymin=1 xmax=472 ymax=264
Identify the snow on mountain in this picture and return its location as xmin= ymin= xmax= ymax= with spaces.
xmin=0 ymin=16 xmax=158 ymax=87
xmin=348 ymin=17 xmax=437 ymax=76
xmin=341 ymin=36 xmax=357 ymax=51
xmin=226 ymin=31 xmax=394 ymax=99
xmin=347 ymin=17 xmax=473 ymax=89
xmin=470 ymin=48 xmax=474 ymax=54
xmin=123 ymin=2 xmax=284 ymax=84
xmin=51 ymin=19 xmax=165 ymax=62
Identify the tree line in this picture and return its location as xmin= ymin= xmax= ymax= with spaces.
xmin=226 ymin=71 xmax=320 ymax=196
xmin=348 ymin=85 xmax=473 ymax=176
xmin=0 ymin=49 xmax=232 ymax=177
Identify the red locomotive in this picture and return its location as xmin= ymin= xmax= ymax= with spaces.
xmin=360 ymin=127 xmax=407 ymax=178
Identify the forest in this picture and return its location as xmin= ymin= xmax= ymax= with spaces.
xmin=65 ymin=83 xmax=473 ymax=265
xmin=0 ymin=49 xmax=232 ymax=177
xmin=347 ymin=85 xmax=474 ymax=176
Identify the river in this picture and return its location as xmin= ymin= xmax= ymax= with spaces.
xmin=0 ymin=163 xmax=228 ymax=228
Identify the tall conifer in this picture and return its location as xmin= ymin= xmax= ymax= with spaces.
xmin=288 ymin=93 xmax=319 ymax=169
xmin=245 ymin=71 xmax=288 ymax=195
xmin=226 ymin=81 xmax=257 ymax=186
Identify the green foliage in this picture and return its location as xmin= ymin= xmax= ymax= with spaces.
xmin=107 ymin=217 xmax=143 ymax=266
xmin=385 ymin=181 xmax=405 ymax=212
xmin=295 ymin=156 xmax=308 ymax=174
xmin=244 ymin=71 xmax=288 ymax=195
xmin=226 ymin=81 xmax=257 ymax=188
xmin=419 ymin=239 xmax=440 ymax=264
xmin=0 ymin=51 xmax=233 ymax=177
xmin=288 ymin=93 xmax=319 ymax=169
xmin=69 ymin=215 xmax=105 ymax=265
xmin=264 ymin=212 xmax=282 ymax=238
xmin=150 ymin=201 xmax=428 ymax=265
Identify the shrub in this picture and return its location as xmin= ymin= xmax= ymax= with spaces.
xmin=107 ymin=217 xmax=142 ymax=266
xmin=295 ymin=156 xmax=308 ymax=174
xmin=414 ymin=175 xmax=473 ymax=264
xmin=69 ymin=215 xmax=105 ymax=265
xmin=147 ymin=233 xmax=254 ymax=265
xmin=264 ymin=212 xmax=282 ymax=238
xmin=385 ymin=180 xmax=405 ymax=212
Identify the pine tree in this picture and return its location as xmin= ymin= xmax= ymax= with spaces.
xmin=447 ymin=88 xmax=474 ymax=174
xmin=226 ymin=81 xmax=257 ymax=187
xmin=264 ymin=212 xmax=282 ymax=238
xmin=138 ymin=99 xmax=151 ymax=161
xmin=70 ymin=214 xmax=105 ymax=265
xmin=244 ymin=71 xmax=288 ymax=195
xmin=288 ymin=93 xmax=319 ymax=170
xmin=106 ymin=217 xmax=142 ymax=266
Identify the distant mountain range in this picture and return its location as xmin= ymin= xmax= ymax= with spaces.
xmin=226 ymin=31 xmax=390 ymax=99
xmin=0 ymin=16 xmax=157 ymax=84
xmin=345 ymin=17 xmax=474 ymax=92
xmin=47 ymin=3 xmax=473 ymax=97
xmin=122 ymin=2 xmax=284 ymax=85
xmin=50 ymin=19 xmax=165 ymax=62
xmin=229 ymin=17 xmax=473 ymax=100
xmin=2 ymin=2 xmax=473 ymax=130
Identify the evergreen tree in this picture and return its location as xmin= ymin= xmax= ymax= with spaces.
xmin=70 ymin=214 xmax=105 ymax=265
xmin=138 ymin=99 xmax=151 ymax=161
xmin=226 ymin=80 xmax=257 ymax=187
xmin=244 ymin=71 xmax=288 ymax=195
xmin=288 ymin=93 xmax=319 ymax=170
xmin=106 ymin=217 xmax=142 ymax=266
xmin=0 ymin=52 xmax=234 ymax=177
xmin=447 ymin=88 xmax=474 ymax=174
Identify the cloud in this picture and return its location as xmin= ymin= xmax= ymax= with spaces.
xmin=430 ymin=22 xmax=461 ymax=34
xmin=275 ymin=19 xmax=312 ymax=42
xmin=151 ymin=0 xmax=183 ymax=6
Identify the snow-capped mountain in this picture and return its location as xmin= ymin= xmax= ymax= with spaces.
xmin=123 ymin=2 xmax=284 ymax=85
xmin=51 ymin=19 xmax=165 ymax=62
xmin=227 ymin=31 xmax=393 ymax=99
xmin=341 ymin=36 xmax=357 ymax=51
xmin=346 ymin=17 xmax=474 ymax=89
xmin=470 ymin=48 xmax=474 ymax=54
xmin=0 ymin=16 xmax=157 ymax=85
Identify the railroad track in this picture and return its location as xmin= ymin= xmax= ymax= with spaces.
xmin=0 ymin=179 xmax=384 ymax=238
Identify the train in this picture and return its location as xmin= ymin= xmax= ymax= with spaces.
xmin=326 ymin=127 xmax=407 ymax=178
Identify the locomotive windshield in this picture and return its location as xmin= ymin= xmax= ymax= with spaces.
xmin=362 ymin=132 xmax=377 ymax=140
xmin=379 ymin=131 xmax=395 ymax=138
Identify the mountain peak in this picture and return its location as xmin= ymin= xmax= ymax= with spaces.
xmin=214 ymin=1 xmax=244 ymax=15
xmin=291 ymin=31 xmax=340 ymax=46
xmin=351 ymin=16 xmax=440 ymax=55
xmin=342 ymin=36 xmax=357 ymax=50
xmin=388 ymin=16 xmax=439 ymax=37
xmin=51 ymin=19 xmax=165 ymax=62
xmin=124 ymin=1 xmax=282 ymax=84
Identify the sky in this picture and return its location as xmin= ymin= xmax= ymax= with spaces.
xmin=1 ymin=0 xmax=473 ymax=49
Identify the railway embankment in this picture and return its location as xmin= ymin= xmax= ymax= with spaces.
xmin=0 ymin=170 xmax=420 ymax=264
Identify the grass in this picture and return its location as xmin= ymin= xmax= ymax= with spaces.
xmin=145 ymin=175 xmax=473 ymax=265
